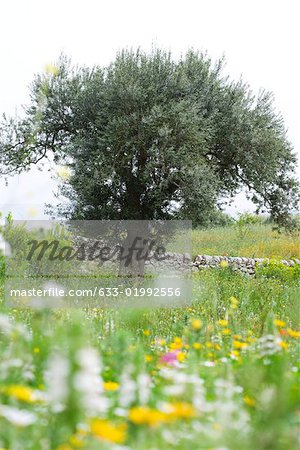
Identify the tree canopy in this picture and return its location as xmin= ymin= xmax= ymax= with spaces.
xmin=0 ymin=49 xmax=299 ymax=226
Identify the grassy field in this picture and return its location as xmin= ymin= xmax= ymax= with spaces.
xmin=192 ymin=223 xmax=300 ymax=259
xmin=0 ymin=224 xmax=299 ymax=450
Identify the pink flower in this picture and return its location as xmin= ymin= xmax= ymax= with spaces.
xmin=159 ymin=351 xmax=179 ymax=366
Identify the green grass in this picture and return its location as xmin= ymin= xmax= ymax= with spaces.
xmin=0 ymin=224 xmax=299 ymax=449
xmin=192 ymin=223 xmax=300 ymax=259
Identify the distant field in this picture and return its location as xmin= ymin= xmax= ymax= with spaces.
xmin=192 ymin=224 xmax=300 ymax=259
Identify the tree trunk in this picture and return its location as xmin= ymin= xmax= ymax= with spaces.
xmin=118 ymin=223 xmax=150 ymax=278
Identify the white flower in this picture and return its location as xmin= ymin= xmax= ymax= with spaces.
xmin=137 ymin=373 xmax=151 ymax=404
xmin=119 ymin=368 xmax=136 ymax=408
xmin=0 ymin=405 xmax=37 ymax=426
xmin=74 ymin=347 xmax=109 ymax=415
xmin=45 ymin=353 xmax=70 ymax=410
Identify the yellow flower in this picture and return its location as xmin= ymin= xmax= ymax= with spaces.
xmin=169 ymin=337 xmax=183 ymax=350
xmin=222 ymin=328 xmax=231 ymax=335
xmin=233 ymin=341 xmax=248 ymax=350
xmin=220 ymin=260 xmax=228 ymax=268
xmin=129 ymin=406 xmax=167 ymax=426
xmin=33 ymin=347 xmax=40 ymax=354
xmin=2 ymin=385 xmax=38 ymax=403
xmin=191 ymin=319 xmax=203 ymax=330
xmin=193 ymin=342 xmax=202 ymax=350
xmin=244 ymin=395 xmax=256 ymax=407
xmin=287 ymin=328 xmax=300 ymax=338
xmin=205 ymin=342 xmax=213 ymax=349
xmin=165 ymin=402 xmax=196 ymax=419
xmin=231 ymin=350 xmax=240 ymax=358
xmin=278 ymin=341 xmax=289 ymax=350
xmin=90 ymin=419 xmax=127 ymax=444
xmin=214 ymin=344 xmax=221 ymax=351
xmin=230 ymin=296 xmax=239 ymax=309
xmin=143 ymin=329 xmax=151 ymax=336
xmin=273 ymin=319 xmax=286 ymax=328
xmin=69 ymin=434 xmax=85 ymax=448
xmin=233 ymin=334 xmax=242 ymax=340
xmin=103 ymin=381 xmax=119 ymax=391
xmin=218 ymin=319 xmax=228 ymax=327
xmin=176 ymin=351 xmax=186 ymax=362
xmin=145 ymin=354 xmax=153 ymax=362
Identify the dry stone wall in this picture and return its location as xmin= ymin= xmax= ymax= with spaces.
xmin=193 ymin=255 xmax=300 ymax=276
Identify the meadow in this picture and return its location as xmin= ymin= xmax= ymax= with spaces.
xmin=0 ymin=223 xmax=299 ymax=450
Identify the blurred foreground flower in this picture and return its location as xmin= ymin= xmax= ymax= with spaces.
xmin=90 ymin=419 xmax=127 ymax=444
xmin=191 ymin=318 xmax=203 ymax=330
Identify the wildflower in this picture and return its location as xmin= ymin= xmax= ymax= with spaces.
xmin=279 ymin=328 xmax=288 ymax=336
xmin=103 ymin=381 xmax=119 ymax=391
xmin=218 ymin=319 xmax=228 ymax=327
xmin=46 ymin=353 xmax=69 ymax=411
xmin=273 ymin=319 xmax=286 ymax=328
xmin=191 ymin=319 xmax=203 ymax=330
xmin=222 ymin=328 xmax=231 ymax=335
xmin=145 ymin=354 xmax=153 ymax=362
xmin=169 ymin=337 xmax=183 ymax=350
xmin=0 ymin=405 xmax=37 ymax=426
xmin=33 ymin=347 xmax=40 ymax=354
xmin=90 ymin=419 xmax=127 ymax=444
xmin=230 ymin=350 xmax=240 ymax=359
xmin=278 ymin=341 xmax=289 ymax=350
xmin=129 ymin=406 xmax=167 ymax=426
xmin=164 ymin=402 xmax=196 ymax=419
xmin=2 ymin=385 xmax=38 ymax=404
xmin=220 ymin=260 xmax=228 ymax=268
xmin=176 ymin=351 xmax=186 ymax=363
xmin=143 ymin=329 xmax=151 ymax=336
xmin=193 ymin=342 xmax=202 ymax=350
xmin=287 ymin=328 xmax=300 ymax=338
xmin=69 ymin=433 xmax=85 ymax=448
xmin=233 ymin=341 xmax=248 ymax=350
xmin=74 ymin=347 xmax=108 ymax=415
xmin=244 ymin=395 xmax=256 ymax=407
xmin=205 ymin=342 xmax=213 ymax=349
xmin=230 ymin=296 xmax=239 ymax=309
xmin=160 ymin=351 xmax=178 ymax=366
xmin=233 ymin=334 xmax=242 ymax=340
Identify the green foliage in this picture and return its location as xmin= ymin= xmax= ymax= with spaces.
xmin=256 ymin=259 xmax=300 ymax=284
xmin=0 ymin=50 xmax=299 ymax=225
xmin=1 ymin=213 xmax=75 ymax=278
xmin=234 ymin=212 xmax=264 ymax=238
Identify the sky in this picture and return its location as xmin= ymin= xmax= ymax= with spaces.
xmin=0 ymin=0 xmax=299 ymax=219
